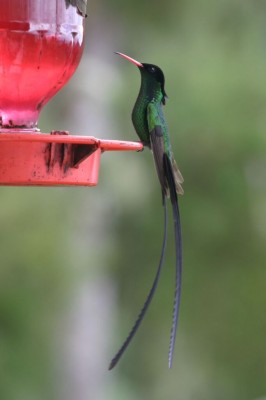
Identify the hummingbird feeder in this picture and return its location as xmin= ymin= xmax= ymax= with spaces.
xmin=0 ymin=0 xmax=143 ymax=186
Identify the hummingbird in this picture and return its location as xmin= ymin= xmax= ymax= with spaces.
xmin=65 ymin=0 xmax=87 ymax=17
xmin=109 ymin=52 xmax=184 ymax=370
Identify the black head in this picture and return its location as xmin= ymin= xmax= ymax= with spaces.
xmin=141 ymin=63 xmax=167 ymax=104
xmin=116 ymin=52 xmax=168 ymax=104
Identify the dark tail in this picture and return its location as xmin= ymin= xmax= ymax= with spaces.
xmin=109 ymin=195 xmax=168 ymax=370
xmin=163 ymin=153 xmax=182 ymax=369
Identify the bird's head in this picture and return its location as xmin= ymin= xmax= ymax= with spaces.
xmin=116 ymin=52 xmax=167 ymax=104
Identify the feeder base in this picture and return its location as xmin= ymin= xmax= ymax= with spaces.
xmin=0 ymin=131 xmax=143 ymax=186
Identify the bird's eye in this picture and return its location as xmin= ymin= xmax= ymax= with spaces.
xmin=150 ymin=67 xmax=156 ymax=73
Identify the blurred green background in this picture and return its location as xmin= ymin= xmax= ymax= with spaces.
xmin=1 ymin=0 xmax=266 ymax=399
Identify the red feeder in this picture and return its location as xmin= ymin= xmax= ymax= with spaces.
xmin=0 ymin=0 xmax=143 ymax=186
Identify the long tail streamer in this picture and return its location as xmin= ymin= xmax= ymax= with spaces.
xmin=163 ymin=153 xmax=182 ymax=368
xmin=109 ymin=195 xmax=168 ymax=370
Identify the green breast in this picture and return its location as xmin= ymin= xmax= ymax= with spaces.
xmin=131 ymin=78 xmax=163 ymax=147
xmin=131 ymin=92 xmax=151 ymax=146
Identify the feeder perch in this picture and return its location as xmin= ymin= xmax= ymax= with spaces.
xmin=0 ymin=1 xmax=142 ymax=186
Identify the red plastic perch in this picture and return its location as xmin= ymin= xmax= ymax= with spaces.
xmin=0 ymin=131 xmax=143 ymax=186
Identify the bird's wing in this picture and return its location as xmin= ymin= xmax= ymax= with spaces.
xmin=147 ymin=102 xmax=169 ymax=196
xmin=172 ymin=158 xmax=184 ymax=195
xmin=147 ymin=102 xmax=184 ymax=196
xmin=163 ymin=153 xmax=182 ymax=368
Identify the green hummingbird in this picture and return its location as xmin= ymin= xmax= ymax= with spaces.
xmin=65 ymin=0 xmax=87 ymax=17
xmin=109 ymin=52 xmax=184 ymax=370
